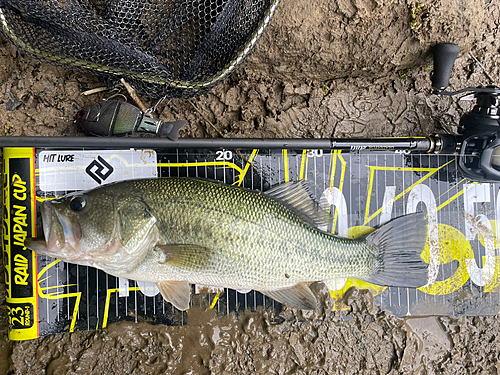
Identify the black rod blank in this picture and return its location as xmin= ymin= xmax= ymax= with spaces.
xmin=0 ymin=136 xmax=433 ymax=151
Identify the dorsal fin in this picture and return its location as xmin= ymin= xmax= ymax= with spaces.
xmin=265 ymin=181 xmax=329 ymax=229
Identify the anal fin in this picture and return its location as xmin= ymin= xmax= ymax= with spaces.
xmin=261 ymin=283 xmax=317 ymax=310
xmin=156 ymin=280 xmax=191 ymax=311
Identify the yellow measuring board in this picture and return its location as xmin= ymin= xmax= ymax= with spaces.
xmin=3 ymin=148 xmax=39 ymax=340
xmin=3 ymin=146 xmax=500 ymax=340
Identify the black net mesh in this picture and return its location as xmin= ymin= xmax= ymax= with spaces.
xmin=0 ymin=0 xmax=279 ymax=99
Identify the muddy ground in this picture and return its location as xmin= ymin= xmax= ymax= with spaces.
xmin=1 ymin=0 xmax=500 ymax=373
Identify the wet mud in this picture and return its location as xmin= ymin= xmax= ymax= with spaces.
xmin=7 ymin=286 xmax=500 ymax=374
xmin=2 ymin=0 xmax=500 ymax=373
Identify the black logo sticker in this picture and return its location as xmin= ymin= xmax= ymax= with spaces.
xmin=85 ymin=156 xmax=114 ymax=184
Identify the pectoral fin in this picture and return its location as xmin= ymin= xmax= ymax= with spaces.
xmin=261 ymin=283 xmax=317 ymax=310
xmin=156 ymin=280 xmax=191 ymax=311
xmin=155 ymin=244 xmax=212 ymax=270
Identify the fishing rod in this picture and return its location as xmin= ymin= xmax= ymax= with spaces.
xmin=1 ymin=44 xmax=499 ymax=181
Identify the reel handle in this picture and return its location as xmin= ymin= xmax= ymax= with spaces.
xmin=432 ymin=43 xmax=460 ymax=91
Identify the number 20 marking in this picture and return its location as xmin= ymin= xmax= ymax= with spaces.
xmin=216 ymin=150 xmax=233 ymax=161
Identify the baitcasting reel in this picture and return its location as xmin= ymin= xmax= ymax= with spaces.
xmin=430 ymin=43 xmax=500 ymax=182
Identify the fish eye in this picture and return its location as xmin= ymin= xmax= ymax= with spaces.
xmin=69 ymin=196 xmax=86 ymax=211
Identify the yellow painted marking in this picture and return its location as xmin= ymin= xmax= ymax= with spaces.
xmin=436 ymin=182 xmax=477 ymax=212
xmin=364 ymin=167 xmax=377 ymax=224
xmin=305 ymin=153 xmax=309 ymax=180
xmin=102 ymin=287 xmax=141 ymax=328
xmin=36 ymin=196 xmax=55 ymax=203
xmin=337 ymin=152 xmax=346 ymax=192
xmin=328 ymin=151 xmax=339 ymax=232
xmin=4 ymin=147 xmax=33 ymax=158
xmin=418 ymin=224 xmax=473 ymax=295
xmin=327 ymin=151 xmax=347 ymax=233
xmin=37 ymin=267 xmax=82 ymax=332
xmin=38 ymin=284 xmax=76 ymax=292
xmin=158 ymin=161 xmax=247 ymax=186
xmin=330 ymin=151 xmax=338 ymax=188
xmin=299 ymin=150 xmax=307 ymax=180
xmin=435 ymin=177 xmax=467 ymax=201
xmin=37 ymin=259 xmax=81 ymax=332
xmin=206 ymin=291 xmax=222 ymax=312
xmin=38 ymin=259 xmax=62 ymax=278
xmin=234 ymin=149 xmax=259 ymax=186
xmin=363 ymin=160 xmax=454 ymax=225
xmin=334 ymin=152 xmax=347 ymax=232
xmin=157 ymin=161 xmax=243 ymax=174
xmin=282 ymin=150 xmax=289 ymax=183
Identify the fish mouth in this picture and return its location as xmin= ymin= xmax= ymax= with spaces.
xmin=25 ymin=200 xmax=81 ymax=258
xmin=24 ymin=238 xmax=49 ymax=254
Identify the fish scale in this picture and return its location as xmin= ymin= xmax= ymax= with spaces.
xmin=127 ymin=178 xmax=382 ymax=289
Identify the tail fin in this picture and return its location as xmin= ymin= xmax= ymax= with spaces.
xmin=361 ymin=213 xmax=429 ymax=288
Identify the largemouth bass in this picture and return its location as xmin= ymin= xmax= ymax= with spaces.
xmin=25 ymin=177 xmax=428 ymax=311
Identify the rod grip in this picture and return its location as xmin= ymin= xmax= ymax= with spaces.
xmin=432 ymin=43 xmax=460 ymax=91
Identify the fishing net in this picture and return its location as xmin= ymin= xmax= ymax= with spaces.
xmin=0 ymin=0 xmax=279 ymax=99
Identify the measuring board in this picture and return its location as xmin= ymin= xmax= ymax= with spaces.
xmin=3 ymin=146 xmax=500 ymax=341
